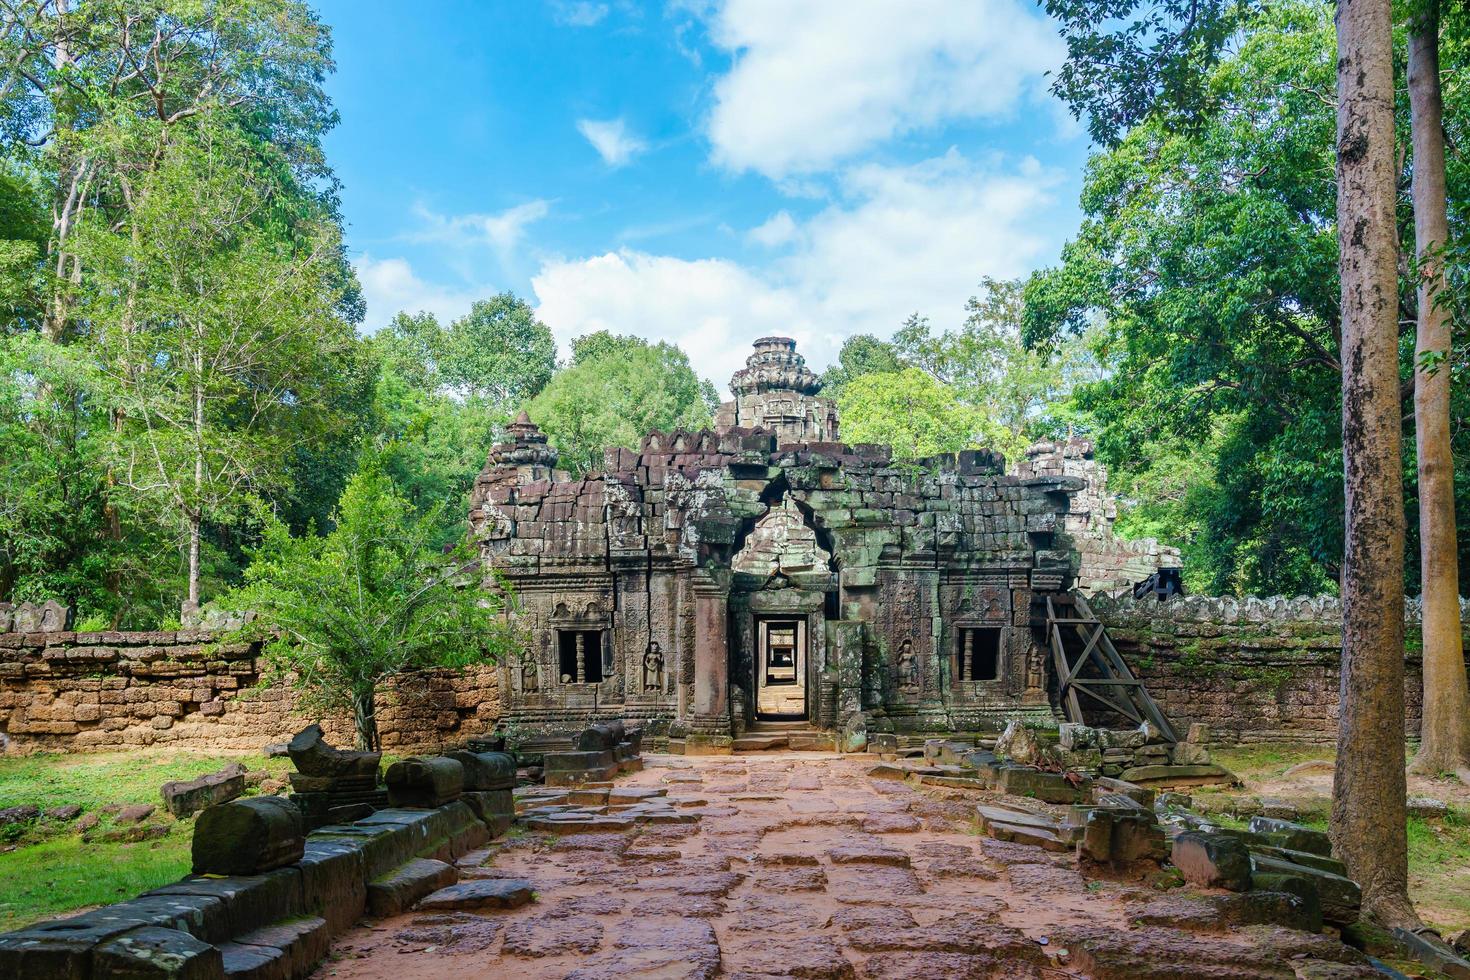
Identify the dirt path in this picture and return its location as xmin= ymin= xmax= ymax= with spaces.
xmin=315 ymin=753 xmax=1380 ymax=979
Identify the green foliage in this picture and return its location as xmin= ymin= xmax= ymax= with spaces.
xmin=818 ymin=333 xmax=904 ymax=396
xmin=1025 ymin=3 xmax=1373 ymax=595
xmin=225 ymin=447 xmax=518 ymax=749
xmin=529 ymin=333 xmax=718 ymax=475
xmin=83 ymin=121 xmax=360 ymax=602
xmin=1042 ymin=0 xmax=1264 ymax=146
xmin=837 ymin=368 xmax=998 ymax=461
xmin=440 ymin=294 xmax=557 ymax=405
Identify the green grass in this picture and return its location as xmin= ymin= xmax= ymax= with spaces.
xmin=0 ymin=751 xmax=291 ymax=812
xmin=0 ymin=833 xmax=192 ymax=930
xmin=0 ymin=750 xmax=293 ymax=931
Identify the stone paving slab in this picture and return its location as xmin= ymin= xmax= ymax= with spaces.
xmin=318 ymin=752 xmax=1377 ymax=980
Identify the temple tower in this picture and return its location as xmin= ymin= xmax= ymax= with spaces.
xmin=715 ymin=336 xmax=839 ymax=444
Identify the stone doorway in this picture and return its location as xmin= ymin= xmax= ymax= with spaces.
xmin=756 ymin=617 xmax=806 ymax=718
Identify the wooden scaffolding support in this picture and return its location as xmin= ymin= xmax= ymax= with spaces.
xmin=1045 ymin=592 xmax=1178 ymax=743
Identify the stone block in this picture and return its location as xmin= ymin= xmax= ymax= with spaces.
xmin=1172 ymin=832 xmax=1252 ymax=891
xmin=191 ymin=797 xmax=304 ymax=876
xmin=1249 ymin=854 xmax=1360 ymax=926
xmin=163 ymin=764 xmax=246 ymax=818
xmin=150 ymin=868 xmax=304 ymax=940
xmin=415 ymin=878 xmax=534 ymax=911
xmin=296 ymin=839 xmax=366 ymax=934
xmin=385 ymin=756 xmax=464 ymax=808
xmin=94 ymin=926 xmax=223 ymax=979
xmin=443 ymin=750 xmax=515 ymax=791
xmin=1246 ymin=816 xmax=1332 ymax=856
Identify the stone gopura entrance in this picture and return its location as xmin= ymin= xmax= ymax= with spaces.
xmin=467 ymin=337 xmax=1171 ymax=753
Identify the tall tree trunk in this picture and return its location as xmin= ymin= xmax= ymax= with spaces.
xmin=353 ymin=688 xmax=379 ymax=752
xmin=1331 ymin=0 xmax=1418 ymax=927
xmin=1406 ymin=0 xmax=1470 ymax=782
xmin=43 ymin=0 xmax=77 ymax=343
xmin=188 ymin=356 xmax=204 ymax=607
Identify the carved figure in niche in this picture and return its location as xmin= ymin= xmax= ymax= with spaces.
xmin=642 ymin=642 xmax=665 ymax=692
xmin=896 ymin=638 xmax=920 ymax=691
xmin=520 ymin=654 xmax=539 ymax=693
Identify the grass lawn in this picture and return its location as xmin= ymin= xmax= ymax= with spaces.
xmin=0 ymin=750 xmax=292 ymax=931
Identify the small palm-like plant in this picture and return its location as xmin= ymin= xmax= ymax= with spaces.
xmin=228 ymin=445 xmax=518 ymax=750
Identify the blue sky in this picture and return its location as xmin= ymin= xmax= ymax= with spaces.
xmin=314 ymin=0 xmax=1092 ymax=391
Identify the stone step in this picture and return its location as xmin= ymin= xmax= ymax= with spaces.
xmin=366 ymin=858 xmax=458 ymax=918
xmin=221 ymin=915 xmax=330 ymax=980
xmin=733 ymin=735 xmax=788 ymax=752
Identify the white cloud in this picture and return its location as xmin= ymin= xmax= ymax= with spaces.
xmin=746 ymin=210 xmax=797 ymax=248
xmin=532 ymin=251 xmax=813 ymax=388
xmin=408 ymin=199 xmax=551 ymax=252
xmin=354 ymin=256 xmax=497 ymax=332
xmin=551 ymin=1 xmax=609 ymax=27
xmin=530 ymin=150 xmax=1062 ymax=392
xmin=576 ymin=117 xmax=649 ymax=167
xmin=703 ymin=0 xmax=1063 ymax=178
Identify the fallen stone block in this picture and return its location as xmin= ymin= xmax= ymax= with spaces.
xmin=191 ymin=797 xmax=305 ymax=876
xmin=995 ymin=765 xmax=1089 ymax=803
xmin=1392 ymin=928 xmax=1470 ymax=980
xmin=1406 ymin=797 xmax=1449 ymax=820
xmin=1248 ymin=872 xmax=1324 ymax=934
xmin=865 ymin=763 xmax=908 ymax=780
xmin=1078 ymin=809 xmax=1165 ymax=866
xmin=1247 ymin=816 xmax=1332 ymax=857
xmin=576 ymin=722 xmax=622 ymax=752
xmin=1250 ymin=854 xmax=1360 ymax=926
xmin=367 ymin=858 xmax=457 ymax=918
xmin=1172 ymin=832 xmax=1252 ymax=891
xmin=287 ymin=724 xmax=379 ymax=779
xmin=1094 ymin=776 xmax=1154 ymax=809
xmin=93 ymin=925 xmax=223 ymax=979
xmin=416 ymin=878 xmax=534 ymax=911
xmin=1118 ymin=763 xmax=1237 ymax=789
xmin=163 ymin=764 xmax=247 ymax=818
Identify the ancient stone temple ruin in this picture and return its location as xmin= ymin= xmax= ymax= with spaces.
xmin=468 ymin=338 xmax=1173 ymax=753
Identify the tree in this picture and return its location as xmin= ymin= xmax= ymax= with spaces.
xmin=1041 ymin=0 xmax=1262 ymax=146
xmin=365 ymin=315 xmax=504 ymax=547
xmin=227 ymin=447 xmax=518 ymax=750
xmin=1038 ymin=0 xmax=1417 ymax=921
xmin=1404 ymin=0 xmax=1470 ymax=781
xmin=836 ymin=368 xmax=1000 ymax=462
xmin=87 ymin=123 xmax=357 ymax=608
xmin=441 ymin=294 xmax=556 ymax=405
xmin=818 ymin=333 xmax=903 ymax=396
xmin=1026 ymin=5 xmax=1357 ymax=596
xmin=896 ymin=279 xmax=1101 ymax=464
xmin=1330 ymin=0 xmax=1415 ymax=927
xmin=528 ymin=333 xmax=717 ymax=475
xmin=0 ymin=0 xmax=341 ymax=342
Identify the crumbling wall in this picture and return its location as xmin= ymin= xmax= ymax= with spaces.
xmin=0 ymin=630 xmax=500 ymax=754
xmin=1092 ymin=594 xmax=1470 ymax=744
xmin=1012 ymin=438 xmax=1181 ymax=593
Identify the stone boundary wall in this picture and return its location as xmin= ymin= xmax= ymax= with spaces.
xmin=0 ymin=630 xmax=501 ymax=755
xmin=1092 ymin=594 xmax=1470 ymax=744
xmin=0 ymin=797 xmax=498 ymax=978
